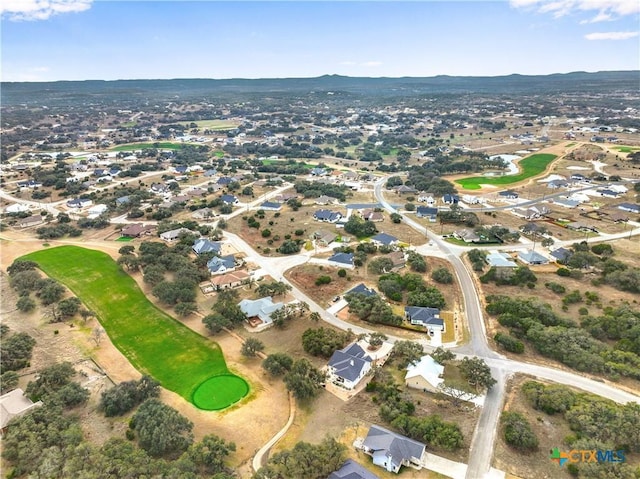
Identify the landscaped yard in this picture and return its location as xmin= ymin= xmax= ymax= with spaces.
xmin=455 ymin=153 xmax=558 ymax=190
xmin=21 ymin=245 xmax=248 ymax=411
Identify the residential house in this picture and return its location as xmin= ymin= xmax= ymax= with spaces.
xmin=550 ymin=247 xmax=573 ymax=264
xmin=160 ymin=227 xmax=198 ymax=242
xmin=66 ymin=198 xmax=93 ymax=208
xmin=570 ymin=173 xmax=589 ymax=183
xmin=116 ymin=196 xmax=131 ymax=207
xmin=342 ymin=171 xmax=359 ymax=181
xmin=388 ymin=251 xmax=406 ymax=271
xmin=217 ymin=176 xmax=234 ymax=185
xmin=1 ymin=388 xmax=43 ymax=433
xmin=192 ymin=208 xmax=217 ymax=220
xmin=120 ymin=223 xmax=156 ymax=238
xmin=326 ymin=342 xmax=373 ymax=390
xmin=313 ymin=230 xmax=338 ymax=247
xmin=442 ymin=194 xmax=460 ymax=204
xmin=220 ymin=194 xmax=239 ymax=205
xmin=4 ymin=203 xmax=30 ymax=214
xmin=259 ymin=201 xmax=282 ymax=211
xmin=17 ymin=179 xmax=42 ymax=189
xmin=617 ymin=203 xmax=640 ymax=214
xmin=310 ymin=167 xmax=328 ymax=176
xmin=567 ymin=222 xmax=598 ymax=233
xmin=361 ymin=209 xmax=384 ymax=222
xmin=315 ymin=195 xmax=339 ymax=206
xmin=239 ymin=296 xmax=284 ymax=327
xmin=462 ymin=194 xmax=480 ymax=205
xmin=417 ymin=195 xmax=435 ymax=205
xmin=416 ymin=206 xmax=438 ymax=222
xmin=313 ymin=209 xmax=343 ymax=223
xmin=405 ymin=306 xmax=444 ymax=332
xmin=499 ymin=190 xmax=519 ymax=199
xmin=547 ymin=179 xmax=569 ymax=189
xmin=395 ymin=185 xmax=417 ymax=195
xmin=405 ymin=355 xmax=445 ymax=393
xmin=597 ymin=188 xmax=620 ymax=199
xmin=192 ymin=238 xmax=223 ymax=255
xmin=185 ymin=188 xmax=207 ymax=198
xmin=347 ymin=283 xmax=377 ymax=298
xmin=329 ymin=459 xmax=380 ymax=479
xmin=150 ymin=183 xmax=170 ymax=195
xmin=207 ymin=255 xmax=236 ymax=275
xmin=518 ymin=250 xmax=549 ymax=265
xmin=359 ymin=425 xmax=426 ymax=474
xmin=371 ymin=233 xmax=399 ymax=248
xmin=486 ymin=251 xmax=518 ymax=269
xmin=328 ymin=252 xmax=354 ymax=268
xmin=209 ymin=270 xmax=250 ymax=291
xmin=520 ymin=222 xmax=545 ymax=235
xmin=16 ymin=215 xmax=44 ymax=228
xmin=204 ymin=168 xmax=218 ymax=177
xmin=453 ymin=229 xmax=480 ymax=243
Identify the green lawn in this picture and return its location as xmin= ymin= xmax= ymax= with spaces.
xmin=21 ymin=245 xmax=248 ymax=410
xmin=614 ymin=146 xmax=640 ymax=153
xmin=176 ymin=119 xmax=239 ymax=130
xmin=110 ymin=142 xmax=188 ymax=151
xmin=455 ymin=153 xmax=558 ymax=190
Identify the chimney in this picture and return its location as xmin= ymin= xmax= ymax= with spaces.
xmin=350 ymin=359 xmax=354 ymax=366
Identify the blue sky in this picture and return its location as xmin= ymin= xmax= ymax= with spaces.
xmin=1 ymin=1 xmax=638 ymax=81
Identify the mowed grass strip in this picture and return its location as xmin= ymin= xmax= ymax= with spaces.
xmin=21 ymin=246 xmax=244 ymax=406
xmin=455 ymin=153 xmax=558 ymax=190
xmin=110 ymin=142 xmax=188 ymax=151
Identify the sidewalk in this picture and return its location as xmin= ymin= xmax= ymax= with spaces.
xmin=421 ymin=452 xmax=505 ymax=479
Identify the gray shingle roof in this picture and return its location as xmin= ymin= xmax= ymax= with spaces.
xmin=328 ymin=459 xmax=380 ymax=479
xmin=362 ymin=425 xmax=426 ymax=470
xmin=328 ymin=343 xmax=372 ymax=382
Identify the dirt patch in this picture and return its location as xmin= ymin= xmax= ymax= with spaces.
xmin=286 ymin=263 xmax=368 ymax=306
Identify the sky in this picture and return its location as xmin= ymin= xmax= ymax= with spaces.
xmin=1 ymin=0 xmax=639 ymax=82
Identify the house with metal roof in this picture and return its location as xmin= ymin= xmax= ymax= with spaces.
xmin=518 ymin=250 xmax=549 ymax=265
xmin=617 ymin=203 xmax=640 ymax=214
xmin=405 ymin=355 xmax=445 ymax=393
xmin=239 ymin=296 xmax=284 ymax=327
xmin=326 ymin=342 xmax=373 ymax=390
xmin=1 ymin=388 xmax=43 ymax=432
xmin=160 ymin=227 xmax=198 ymax=242
xmin=206 ymin=255 xmax=236 ymax=275
xmin=359 ymin=425 xmax=426 ymax=474
xmin=192 ymin=238 xmax=222 ymax=255
xmin=486 ymin=251 xmax=518 ymax=269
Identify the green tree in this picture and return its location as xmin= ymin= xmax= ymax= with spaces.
xmin=431 ymin=346 xmax=455 ymax=365
xmin=407 ymin=251 xmax=427 ymax=272
xmin=302 ymin=327 xmax=350 ymax=358
xmin=431 ymin=267 xmax=454 ymax=284
xmin=185 ymin=434 xmax=236 ymax=476
xmin=36 ymin=279 xmax=65 ymax=305
xmin=241 ymin=338 xmax=265 ymax=357
xmin=390 ymin=213 xmax=402 ymax=224
xmin=175 ymin=301 xmax=198 ymax=317
xmin=26 ymin=362 xmax=76 ymax=401
xmin=501 ymin=411 xmax=538 ymax=451
xmin=203 ymin=313 xmax=232 ymax=334
xmin=1 ymin=332 xmax=36 ymax=371
xmin=368 ymin=257 xmax=394 ymax=275
xmin=16 ymin=295 xmax=36 ymax=313
xmin=283 ymin=359 xmax=325 ymax=401
xmin=0 ymin=371 xmax=19 ymax=393
xmin=262 ymin=353 xmax=294 ymax=376
xmin=459 ymin=357 xmax=496 ymax=392
xmin=131 ymin=398 xmax=194 ymax=458
xmin=100 ymin=375 xmax=160 ymax=417
xmin=392 ymin=340 xmax=424 ymax=368
xmin=57 ymin=297 xmax=81 ymax=318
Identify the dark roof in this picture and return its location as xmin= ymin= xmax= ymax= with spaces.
xmin=550 ymin=247 xmax=572 ymax=261
xmin=405 ymin=306 xmax=442 ymax=327
xmin=314 ymin=209 xmax=342 ymax=221
xmin=328 ymin=460 xmax=380 ymax=479
xmin=260 ymin=201 xmax=282 ymax=209
xmin=499 ymin=190 xmax=518 ymax=197
xmin=617 ymin=203 xmax=640 ymax=213
xmin=371 ymin=232 xmax=398 ymax=245
xmin=220 ymin=194 xmax=238 ymax=204
xmin=217 ymin=176 xmax=233 ymax=184
xmin=362 ymin=425 xmax=426 ymax=470
xmin=207 ymin=254 xmax=235 ymax=272
xmin=416 ymin=206 xmax=438 ymax=217
xmin=328 ymin=344 xmax=371 ymax=382
xmin=347 ymin=283 xmax=377 ymax=297
xmin=192 ymin=238 xmax=222 ymax=255
xmin=328 ymin=252 xmax=354 ymax=265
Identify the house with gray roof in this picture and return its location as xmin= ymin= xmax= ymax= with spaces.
xmin=371 ymin=232 xmax=399 ymax=247
xmin=328 ymin=460 xmax=380 ymax=479
xmin=347 ymin=283 xmax=377 ymax=298
xmin=550 ymin=247 xmax=573 ymax=264
xmin=1 ymin=388 xmax=43 ymax=432
xmin=486 ymin=251 xmax=518 ymax=269
xmin=416 ymin=206 xmax=438 ymax=222
xmin=405 ymin=306 xmax=444 ymax=331
xmin=192 ymin=238 xmax=222 ymax=255
xmin=328 ymin=252 xmax=354 ymax=268
xmin=313 ymin=230 xmax=338 ymax=247
xmin=160 ymin=227 xmax=198 ymax=242
xmin=617 ymin=203 xmax=640 ymax=214
xmin=359 ymin=425 xmax=426 ymax=474
xmin=239 ymin=296 xmax=284 ymax=326
xmin=326 ymin=342 xmax=372 ymax=390
xmin=314 ymin=209 xmax=343 ymax=223
xmin=220 ymin=194 xmax=239 ymax=205
xmin=206 ymin=255 xmax=236 ymax=275
xmin=518 ymin=250 xmax=549 ymax=265
xmin=259 ymin=201 xmax=282 ymax=211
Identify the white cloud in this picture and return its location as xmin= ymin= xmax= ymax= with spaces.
xmin=510 ymin=0 xmax=640 ymax=22
xmin=585 ymin=31 xmax=639 ymax=39
xmin=0 ymin=0 xmax=92 ymax=21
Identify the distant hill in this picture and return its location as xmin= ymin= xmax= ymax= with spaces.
xmin=2 ymin=71 xmax=638 ymax=106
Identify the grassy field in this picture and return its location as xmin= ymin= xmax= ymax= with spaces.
xmin=176 ymin=119 xmax=239 ymax=130
xmin=614 ymin=145 xmax=640 ymax=153
xmin=455 ymin=153 xmax=558 ymax=190
xmin=109 ymin=142 xmax=188 ymax=151
xmin=21 ymin=245 xmax=248 ymax=410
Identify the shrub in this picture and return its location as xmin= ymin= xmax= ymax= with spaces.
xmin=556 ymin=267 xmax=571 ymax=277
xmin=337 ymin=269 xmax=347 ymax=278
xmin=544 ymin=282 xmax=566 ymax=294
xmin=501 ymin=411 xmax=538 ymax=451
xmin=494 ymin=332 xmax=524 ymax=353
xmin=315 ymin=275 xmax=332 ymax=286
xmin=431 ymin=267 xmax=454 ymax=284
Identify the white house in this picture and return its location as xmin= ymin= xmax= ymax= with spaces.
xmin=326 ymin=342 xmax=373 ymax=390
xmin=359 ymin=425 xmax=426 ymax=474
xmin=405 ymin=355 xmax=445 ymax=393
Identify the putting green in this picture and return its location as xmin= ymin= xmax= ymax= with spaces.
xmin=192 ymin=374 xmax=249 ymax=410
